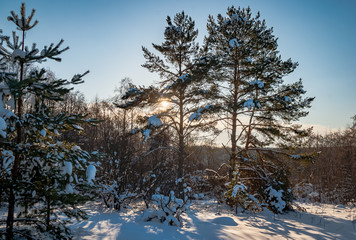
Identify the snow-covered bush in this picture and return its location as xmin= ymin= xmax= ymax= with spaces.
xmin=256 ymin=169 xmax=292 ymax=213
xmin=193 ymin=193 xmax=205 ymax=200
xmin=101 ymin=181 xmax=137 ymax=210
xmin=225 ymin=170 xmax=261 ymax=213
xmin=184 ymin=170 xmax=211 ymax=198
xmin=142 ymin=190 xmax=190 ymax=227
xmin=293 ymin=183 xmax=320 ymax=203
xmin=264 ymin=186 xmax=286 ymax=213
xmin=225 ymin=156 xmax=294 ymax=214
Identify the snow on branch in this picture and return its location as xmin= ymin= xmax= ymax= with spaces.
xmin=189 ymin=105 xmax=215 ymax=122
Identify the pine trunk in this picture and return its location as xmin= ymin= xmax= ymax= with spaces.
xmin=177 ymin=91 xmax=185 ymax=198
xmin=230 ymin=111 xmax=237 ymax=181
xmin=229 ymin=64 xmax=239 ymax=181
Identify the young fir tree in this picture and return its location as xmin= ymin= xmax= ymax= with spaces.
xmin=118 ymin=12 xmax=217 ymax=197
xmin=0 ymin=4 xmax=96 ymax=239
xmin=205 ymin=6 xmax=314 ymax=212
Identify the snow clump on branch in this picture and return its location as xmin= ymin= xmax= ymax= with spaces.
xmin=189 ymin=105 xmax=212 ymax=122
xmin=147 ymin=115 xmax=162 ymax=128
xmin=250 ymin=80 xmax=264 ymax=88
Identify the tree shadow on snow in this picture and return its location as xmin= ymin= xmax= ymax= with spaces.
xmin=114 ymin=212 xmax=232 ymax=240
xmin=237 ymin=208 xmax=356 ymax=239
xmin=70 ymin=202 xmax=356 ymax=239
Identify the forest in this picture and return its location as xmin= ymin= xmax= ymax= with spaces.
xmin=0 ymin=3 xmax=355 ymax=240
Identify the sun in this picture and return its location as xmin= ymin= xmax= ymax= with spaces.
xmin=159 ymin=99 xmax=169 ymax=110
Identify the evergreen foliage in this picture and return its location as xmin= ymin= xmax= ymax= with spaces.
xmin=205 ymin=6 xmax=314 ymax=212
xmin=0 ymin=4 xmax=95 ymax=239
xmin=118 ymin=11 xmax=218 ymax=198
xmin=2 ymin=2 xmax=349 ymax=234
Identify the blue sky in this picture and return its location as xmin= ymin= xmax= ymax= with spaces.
xmin=0 ymin=0 xmax=355 ymax=131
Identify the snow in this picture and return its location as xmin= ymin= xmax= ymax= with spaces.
xmin=290 ymin=154 xmax=301 ymax=159
xmin=2 ymin=150 xmax=14 ymax=172
xmin=265 ymin=186 xmax=286 ymax=213
xmin=40 ymin=48 xmax=46 ymax=57
xmin=189 ymin=112 xmax=201 ymax=121
xmin=243 ymin=99 xmax=255 ymax=109
xmin=8 ymin=97 xmax=15 ymax=110
xmin=231 ymin=184 xmax=247 ymax=198
xmin=72 ymin=145 xmax=81 ymax=151
xmin=63 ymin=161 xmax=73 ymax=175
xmin=256 ymin=101 xmax=261 ymax=109
xmin=142 ymin=114 xmax=164 ymax=142
xmin=142 ymin=129 xmax=151 ymax=143
xmin=65 ymin=183 xmax=74 ymax=194
xmin=179 ymin=74 xmax=189 ymax=82
xmin=11 ymin=49 xmax=26 ymax=60
xmin=147 ymin=115 xmax=162 ymax=128
xmin=175 ymin=178 xmax=182 ymax=184
xmin=250 ymin=80 xmax=264 ymax=88
xmin=229 ymin=39 xmax=240 ymax=48
xmin=194 ymin=193 xmax=205 ymax=200
xmin=68 ymin=200 xmax=356 ymax=240
xmin=0 ymin=84 xmax=10 ymax=95
xmin=86 ymin=165 xmax=96 ymax=185
xmin=40 ymin=129 xmax=46 ymax=137
xmin=0 ymin=116 xmax=6 ymax=138
xmin=188 ymin=105 xmax=212 ymax=122
xmin=231 ymin=14 xmax=239 ymax=21
xmin=284 ymin=96 xmax=292 ymax=103
xmin=127 ymin=88 xmax=140 ymax=94
xmin=73 ymin=125 xmax=84 ymax=131
xmin=130 ymin=128 xmax=138 ymax=134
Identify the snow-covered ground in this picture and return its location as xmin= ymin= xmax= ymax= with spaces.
xmin=70 ymin=200 xmax=356 ymax=240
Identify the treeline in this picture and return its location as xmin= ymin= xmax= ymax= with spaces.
xmin=61 ymin=91 xmax=356 ymax=205
xmin=292 ymin=118 xmax=356 ymax=204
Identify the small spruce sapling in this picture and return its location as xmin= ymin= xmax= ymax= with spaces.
xmin=0 ymin=3 xmax=96 ymax=239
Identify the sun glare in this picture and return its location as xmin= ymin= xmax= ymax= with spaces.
xmin=159 ymin=99 xmax=169 ymax=110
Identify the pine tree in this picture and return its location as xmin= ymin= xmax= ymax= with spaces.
xmin=118 ymin=11 xmax=217 ymax=197
xmin=0 ymin=4 xmax=95 ymax=239
xmin=206 ymin=6 xmax=314 ymax=212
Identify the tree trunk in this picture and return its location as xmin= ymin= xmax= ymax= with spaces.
xmin=46 ymin=195 xmax=51 ymax=231
xmin=177 ymin=91 xmax=185 ymax=198
xmin=230 ymin=111 xmax=237 ymax=181
xmin=6 ymin=30 xmax=25 ymax=240
xmin=5 ymin=189 xmax=15 ymax=240
xmin=229 ymin=63 xmax=239 ymax=181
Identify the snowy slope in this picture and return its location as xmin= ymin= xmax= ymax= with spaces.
xmin=70 ymin=200 xmax=356 ymax=240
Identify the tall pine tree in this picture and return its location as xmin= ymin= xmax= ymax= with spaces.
xmin=119 ymin=11 xmax=217 ymax=197
xmin=206 ymin=6 xmax=314 ymax=212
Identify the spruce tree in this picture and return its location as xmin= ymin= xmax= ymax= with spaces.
xmin=0 ymin=4 xmax=95 ymax=239
xmin=206 ymin=6 xmax=314 ymax=212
